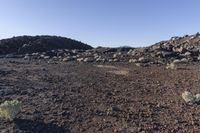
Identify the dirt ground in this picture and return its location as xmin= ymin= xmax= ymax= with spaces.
xmin=1 ymin=59 xmax=200 ymax=132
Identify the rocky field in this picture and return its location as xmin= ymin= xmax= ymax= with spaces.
xmin=0 ymin=58 xmax=200 ymax=132
xmin=1 ymin=34 xmax=200 ymax=132
xmin=2 ymin=34 xmax=200 ymax=66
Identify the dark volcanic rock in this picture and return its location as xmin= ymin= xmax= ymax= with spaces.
xmin=0 ymin=35 xmax=93 ymax=55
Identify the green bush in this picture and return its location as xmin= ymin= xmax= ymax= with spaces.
xmin=182 ymin=91 xmax=195 ymax=104
xmin=0 ymin=100 xmax=21 ymax=120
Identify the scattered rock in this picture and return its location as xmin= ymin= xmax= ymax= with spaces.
xmin=173 ymin=47 xmax=186 ymax=53
xmin=63 ymin=57 xmax=73 ymax=62
xmin=83 ymin=57 xmax=94 ymax=62
xmin=96 ymin=57 xmax=105 ymax=62
xmin=77 ymin=58 xmax=84 ymax=62
xmin=24 ymin=55 xmax=30 ymax=60
xmin=1 ymin=33 xmax=200 ymax=66
xmin=113 ymin=58 xmax=119 ymax=62
xmin=184 ymin=52 xmax=191 ymax=56
xmin=161 ymin=51 xmax=175 ymax=58
xmin=135 ymin=63 xmax=148 ymax=67
xmin=43 ymin=56 xmax=50 ymax=59
xmin=138 ymin=57 xmax=149 ymax=63
xmin=129 ymin=59 xmax=137 ymax=63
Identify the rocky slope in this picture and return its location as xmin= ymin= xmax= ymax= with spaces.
xmin=76 ymin=33 xmax=200 ymax=64
xmin=0 ymin=35 xmax=92 ymax=55
xmin=149 ymin=33 xmax=200 ymax=62
xmin=1 ymin=33 xmax=200 ymax=66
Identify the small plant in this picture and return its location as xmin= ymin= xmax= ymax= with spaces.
xmin=166 ymin=59 xmax=188 ymax=70
xmin=0 ymin=100 xmax=21 ymax=121
xmin=166 ymin=63 xmax=176 ymax=69
xmin=195 ymin=94 xmax=200 ymax=103
xmin=182 ymin=91 xmax=200 ymax=104
xmin=182 ymin=91 xmax=195 ymax=104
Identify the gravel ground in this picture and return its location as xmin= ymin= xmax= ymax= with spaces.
xmin=1 ymin=59 xmax=200 ymax=132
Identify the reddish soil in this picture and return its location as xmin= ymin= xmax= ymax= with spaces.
xmin=1 ymin=59 xmax=200 ymax=132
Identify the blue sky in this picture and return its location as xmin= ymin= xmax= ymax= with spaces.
xmin=0 ymin=0 xmax=200 ymax=47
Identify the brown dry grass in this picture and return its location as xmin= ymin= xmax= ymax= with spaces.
xmin=95 ymin=65 xmax=129 ymax=76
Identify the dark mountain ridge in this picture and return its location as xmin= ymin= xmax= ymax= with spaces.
xmin=0 ymin=35 xmax=93 ymax=55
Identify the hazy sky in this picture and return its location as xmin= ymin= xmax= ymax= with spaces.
xmin=0 ymin=0 xmax=200 ymax=47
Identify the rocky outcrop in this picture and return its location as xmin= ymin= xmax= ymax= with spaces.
xmin=2 ymin=33 xmax=200 ymax=65
xmin=0 ymin=35 xmax=93 ymax=55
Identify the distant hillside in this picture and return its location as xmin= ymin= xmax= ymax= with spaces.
xmin=0 ymin=35 xmax=93 ymax=55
